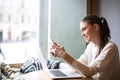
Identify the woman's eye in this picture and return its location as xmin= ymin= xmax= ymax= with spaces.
xmin=82 ymin=27 xmax=86 ymax=31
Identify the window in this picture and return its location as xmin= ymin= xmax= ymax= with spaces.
xmin=0 ymin=0 xmax=39 ymax=42
xmin=39 ymin=0 xmax=87 ymax=59
xmin=0 ymin=0 xmax=40 ymax=64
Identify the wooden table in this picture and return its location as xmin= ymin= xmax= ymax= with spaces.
xmin=23 ymin=71 xmax=85 ymax=80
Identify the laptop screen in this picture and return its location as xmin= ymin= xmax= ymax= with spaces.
xmin=36 ymin=47 xmax=49 ymax=70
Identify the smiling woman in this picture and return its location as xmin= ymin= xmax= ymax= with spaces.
xmin=50 ymin=15 xmax=120 ymax=80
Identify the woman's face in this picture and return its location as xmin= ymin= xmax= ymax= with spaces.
xmin=80 ymin=21 xmax=99 ymax=43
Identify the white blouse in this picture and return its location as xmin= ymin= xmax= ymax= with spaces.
xmin=72 ymin=41 xmax=120 ymax=80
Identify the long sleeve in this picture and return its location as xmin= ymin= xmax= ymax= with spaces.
xmin=62 ymin=41 xmax=120 ymax=79
xmin=77 ymin=43 xmax=91 ymax=65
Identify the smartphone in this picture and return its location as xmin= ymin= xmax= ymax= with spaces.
xmin=50 ymin=39 xmax=54 ymax=45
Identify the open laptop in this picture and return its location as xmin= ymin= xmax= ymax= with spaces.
xmin=36 ymin=47 xmax=83 ymax=79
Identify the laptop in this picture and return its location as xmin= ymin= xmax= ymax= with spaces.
xmin=36 ymin=47 xmax=83 ymax=79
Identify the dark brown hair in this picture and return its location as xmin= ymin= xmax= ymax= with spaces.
xmin=82 ymin=15 xmax=111 ymax=53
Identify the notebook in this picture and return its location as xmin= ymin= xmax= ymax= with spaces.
xmin=36 ymin=47 xmax=83 ymax=79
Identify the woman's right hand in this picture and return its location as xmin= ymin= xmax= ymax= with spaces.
xmin=50 ymin=43 xmax=67 ymax=58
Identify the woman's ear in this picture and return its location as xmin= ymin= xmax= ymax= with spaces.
xmin=94 ymin=24 xmax=99 ymax=31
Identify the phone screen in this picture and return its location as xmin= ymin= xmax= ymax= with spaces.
xmin=50 ymin=39 xmax=54 ymax=45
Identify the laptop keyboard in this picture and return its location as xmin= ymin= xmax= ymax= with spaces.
xmin=50 ymin=70 xmax=67 ymax=76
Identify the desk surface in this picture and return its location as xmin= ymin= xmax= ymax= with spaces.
xmin=23 ymin=71 xmax=85 ymax=80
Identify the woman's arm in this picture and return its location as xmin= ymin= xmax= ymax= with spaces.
xmin=61 ymin=42 xmax=118 ymax=77
xmin=62 ymin=53 xmax=92 ymax=77
xmin=50 ymin=43 xmax=92 ymax=77
xmin=50 ymin=42 xmax=118 ymax=77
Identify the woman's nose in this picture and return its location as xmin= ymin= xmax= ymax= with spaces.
xmin=81 ymin=32 xmax=85 ymax=37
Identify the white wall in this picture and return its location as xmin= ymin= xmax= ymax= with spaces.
xmin=94 ymin=0 xmax=120 ymax=51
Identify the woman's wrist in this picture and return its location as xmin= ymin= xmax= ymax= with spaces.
xmin=60 ymin=52 xmax=67 ymax=58
xmin=62 ymin=53 xmax=74 ymax=65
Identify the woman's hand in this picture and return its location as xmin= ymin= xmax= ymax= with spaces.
xmin=50 ymin=43 xmax=67 ymax=58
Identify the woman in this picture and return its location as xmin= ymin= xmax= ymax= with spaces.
xmin=50 ymin=15 xmax=120 ymax=80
